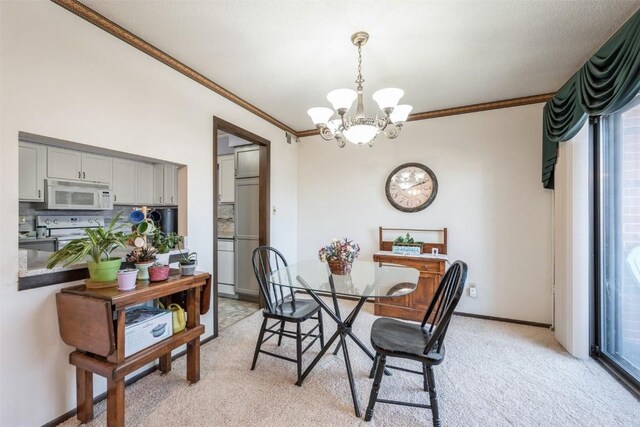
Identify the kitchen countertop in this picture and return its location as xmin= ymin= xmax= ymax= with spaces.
xmin=218 ymin=234 xmax=234 ymax=239
xmin=19 ymin=247 xmax=186 ymax=278
xmin=18 ymin=236 xmax=58 ymax=242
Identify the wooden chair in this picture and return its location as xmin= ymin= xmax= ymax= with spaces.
xmin=250 ymin=246 xmax=324 ymax=384
xmin=364 ymin=260 xmax=468 ymax=426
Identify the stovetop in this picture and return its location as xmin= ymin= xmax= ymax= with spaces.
xmin=36 ymin=215 xmax=105 ymax=229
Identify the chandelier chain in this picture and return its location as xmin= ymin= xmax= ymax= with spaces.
xmin=356 ymin=44 xmax=364 ymax=87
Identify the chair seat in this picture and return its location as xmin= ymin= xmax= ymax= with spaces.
xmin=263 ymin=298 xmax=320 ymax=322
xmin=370 ymin=317 xmax=445 ymax=364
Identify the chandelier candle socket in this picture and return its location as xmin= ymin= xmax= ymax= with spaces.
xmin=307 ymin=31 xmax=412 ymax=147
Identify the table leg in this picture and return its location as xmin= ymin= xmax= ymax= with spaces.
xmin=106 ymin=378 xmax=124 ymax=427
xmin=76 ymin=367 xmax=93 ymax=423
xmin=296 ymin=329 xmax=340 ymax=386
xmin=339 ymin=331 xmax=361 ymax=417
xmin=186 ymin=286 xmax=201 ymax=383
xmin=159 ymin=353 xmax=172 ymax=374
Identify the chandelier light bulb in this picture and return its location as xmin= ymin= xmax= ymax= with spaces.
xmin=343 ymin=124 xmax=379 ymax=145
xmin=390 ymin=104 xmax=413 ymax=123
xmin=372 ymin=88 xmax=404 ymax=111
xmin=307 ymin=107 xmax=334 ymax=126
xmin=327 ymin=89 xmax=357 ymax=113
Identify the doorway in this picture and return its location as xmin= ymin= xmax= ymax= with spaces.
xmin=212 ymin=117 xmax=270 ymax=337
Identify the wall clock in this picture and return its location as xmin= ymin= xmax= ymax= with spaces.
xmin=385 ymin=163 xmax=438 ymax=212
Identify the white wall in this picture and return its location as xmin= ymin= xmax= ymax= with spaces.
xmin=298 ymin=104 xmax=553 ymax=324
xmin=0 ymin=2 xmax=297 ymax=426
xmin=553 ymin=125 xmax=590 ymax=358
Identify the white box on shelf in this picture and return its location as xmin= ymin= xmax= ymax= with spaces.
xmin=124 ymin=306 xmax=173 ymax=357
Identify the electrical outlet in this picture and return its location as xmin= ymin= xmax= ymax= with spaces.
xmin=469 ymin=283 xmax=477 ymax=298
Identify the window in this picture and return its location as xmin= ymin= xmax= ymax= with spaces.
xmin=594 ymin=94 xmax=640 ymax=389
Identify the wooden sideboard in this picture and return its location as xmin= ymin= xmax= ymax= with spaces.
xmin=55 ymin=271 xmax=211 ymax=427
xmin=373 ymin=227 xmax=447 ymax=322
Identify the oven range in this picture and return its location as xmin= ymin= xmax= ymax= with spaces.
xmin=37 ymin=215 xmax=105 ymax=249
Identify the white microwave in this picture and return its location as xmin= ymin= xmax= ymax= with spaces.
xmin=42 ymin=179 xmax=114 ymax=210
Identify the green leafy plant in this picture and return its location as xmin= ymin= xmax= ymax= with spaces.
xmin=126 ymin=246 xmax=158 ymax=264
xmin=179 ymin=252 xmax=198 ymax=265
xmin=152 ymin=230 xmax=183 ymax=254
xmin=47 ymin=213 xmax=128 ymax=268
xmin=394 ymin=233 xmax=423 ymax=245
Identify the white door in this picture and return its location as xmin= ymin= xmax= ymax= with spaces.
xmin=219 ymin=155 xmax=235 ymax=203
xmin=47 ymin=147 xmax=82 ymax=180
xmin=19 ymin=142 xmax=46 ymax=201
xmin=136 ymin=162 xmax=154 ymax=205
xmin=153 ymin=164 xmax=164 ymax=205
xmin=82 ymin=153 xmax=112 ymax=184
xmin=112 ymin=158 xmax=137 ymax=204
xmin=163 ymin=164 xmax=178 ymax=205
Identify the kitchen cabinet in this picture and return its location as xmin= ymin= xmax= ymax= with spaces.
xmin=163 ymin=164 xmax=178 ymax=205
xmin=47 ymin=147 xmax=112 ymax=184
xmin=112 ymin=159 xmax=137 ymax=205
xmin=136 ymin=162 xmax=154 ymax=205
xmin=235 ymin=177 xmax=260 ymax=298
xmin=234 ymin=146 xmax=260 ymax=178
xmin=19 ymin=141 xmax=46 ymax=201
xmin=217 ymin=239 xmax=235 ymax=295
xmin=153 ymin=164 xmax=164 ymax=204
xmin=218 ymin=155 xmax=235 ymax=203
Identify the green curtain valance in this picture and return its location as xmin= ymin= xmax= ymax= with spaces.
xmin=542 ymin=8 xmax=640 ymax=189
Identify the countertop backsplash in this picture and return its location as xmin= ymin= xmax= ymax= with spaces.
xmin=218 ymin=204 xmax=234 ymax=237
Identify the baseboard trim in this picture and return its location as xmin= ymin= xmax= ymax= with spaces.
xmin=454 ymin=311 xmax=551 ymax=329
xmin=42 ymin=334 xmax=216 ymax=427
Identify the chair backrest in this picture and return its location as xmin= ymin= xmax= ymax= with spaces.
xmin=251 ymin=246 xmax=294 ymax=313
xmin=421 ymin=260 xmax=468 ymax=355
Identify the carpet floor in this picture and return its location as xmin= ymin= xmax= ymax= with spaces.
xmin=59 ymin=300 xmax=640 ymax=427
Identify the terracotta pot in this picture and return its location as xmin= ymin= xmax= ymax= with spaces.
xmin=328 ymin=259 xmax=352 ymax=275
xmin=148 ymin=264 xmax=170 ymax=282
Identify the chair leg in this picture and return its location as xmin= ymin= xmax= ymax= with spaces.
xmin=364 ymin=355 xmax=386 ymax=421
xmin=317 ymin=310 xmax=325 ymax=348
xmin=423 ymin=364 xmax=428 ymax=391
xmin=277 ymin=320 xmax=285 ymax=346
xmin=426 ymin=366 xmax=441 ymax=427
xmin=251 ymin=317 xmax=268 ymax=370
xmin=369 ymin=352 xmax=380 ymax=379
xmin=296 ymin=323 xmax=303 ymax=386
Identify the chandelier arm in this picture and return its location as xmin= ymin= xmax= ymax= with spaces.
xmin=319 ymin=126 xmax=335 ymax=141
xmin=384 ymin=123 xmax=402 ymax=139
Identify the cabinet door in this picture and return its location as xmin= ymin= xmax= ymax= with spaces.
xmin=219 ymin=155 xmax=235 ymax=203
xmin=153 ymin=164 xmax=164 ymax=205
xmin=411 ymin=273 xmax=440 ymax=314
xmin=163 ymin=165 xmax=177 ymax=205
xmin=47 ymin=147 xmax=82 ymax=180
xmin=218 ymin=248 xmax=235 ymax=284
xmin=81 ymin=153 xmax=112 ymax=184
xmin=235 ymin=238 xmax=259 ymax=296
xmin=235 ymin=178 xmax=259 ymax=239
xmin=19 ymin=142 xmax=46 ymax=201
xmin=234 ymin=146 xmax=260 ymax=178
xmin=136 ymin=162 xmax=154 ymax=205
xmin=112 ymin=159 xmax=137 ymax=204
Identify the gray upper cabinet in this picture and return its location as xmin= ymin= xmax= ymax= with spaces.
xmin=235 ymin=146 xmax=260 ymax=178
xmin=136 ymin=162 xmax=154 ymax=205
xmin=19 ymin=141 xmax=46 ymax=201
xmin=163 ymin=164 xmax=178 ymax=205
xmin=47 ymin=147 xmax=82 ymax=181
xmin=112 ymin=159 xmax=136 ymax=205
xmin=153 ymin=164 xmax=164 ymax=205
xmin=47 ymin=147 xmax=112 ymax=184
xmin=218 ymin=155 xmax=235 ymax=203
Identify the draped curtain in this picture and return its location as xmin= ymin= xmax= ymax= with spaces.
xmin=542 ymin=8 xmax=640 ymax=189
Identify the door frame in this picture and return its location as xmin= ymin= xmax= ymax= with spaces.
xmin=212 ymin=116 xmax=270 ymax=338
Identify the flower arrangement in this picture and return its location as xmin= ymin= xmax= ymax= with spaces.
xmin=318 ymin=238 xmax=360 ymax=275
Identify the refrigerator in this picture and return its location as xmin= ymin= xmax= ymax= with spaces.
xmin=234 ymin=146 xmax=261 ymax=298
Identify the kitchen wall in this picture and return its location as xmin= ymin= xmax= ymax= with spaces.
xmin=0 ymin=2 xmax=297 ymax=426
xmin=297 ymin=103 xmax=553 ymax=324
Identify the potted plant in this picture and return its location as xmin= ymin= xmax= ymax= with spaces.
xmin=392 ymin=233 xmax=423 ymax=255
xmin=148 ymin=261 xmax=171 ymax=282
xmin=117 ymin=268 xmax=138 ymax=291
xmin=179 ymin=251 xmax=198 ymax=276
xmin=126 ymin=246 xmax=158 ymax=280
xmin=47 ymin=213 xmax=128 ymax=282
xmin=152 ymin=230 xmax=183 ymax=265
xmin=318 ymin=238 xmax=360 ymax=275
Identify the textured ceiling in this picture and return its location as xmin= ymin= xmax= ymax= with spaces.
xmin=81 ymin=0 xmax=639 ymax=131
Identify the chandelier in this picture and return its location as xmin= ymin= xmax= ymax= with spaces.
xmin=307 ymin=31 xmax=413 ymax=148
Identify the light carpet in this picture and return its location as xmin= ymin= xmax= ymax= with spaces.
xmin=59 ymin=300 xmax=640 ymax=427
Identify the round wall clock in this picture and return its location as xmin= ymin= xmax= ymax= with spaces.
xmin=385 ymin=163 xmax=438 ymax=212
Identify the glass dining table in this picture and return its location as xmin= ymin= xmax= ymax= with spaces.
xmin=267 ymin=260 xmax=419 ymax=417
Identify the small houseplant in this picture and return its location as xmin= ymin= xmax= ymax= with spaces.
xmin=179 ymin=251 xmax=198 ymax=276
xmin=126 ymin=246 xmax=158 ymax=280
xmin=47 ymin=213 xmax=128 ymax=282
xmin=392 ymin=233 xmax=423 ymax=254
xmin=318 ymin=238 xmax=360 ymax=275
xmin=152 ymin=230 xmax=183 ymax=265
xmin=148 ymin=261 xmax=171 ymax=282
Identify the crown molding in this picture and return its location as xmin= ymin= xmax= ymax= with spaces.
xmin=296 ymin=93 xmax=555 ymax=138
xmin=51 ymin=0 xmax=298 ymax=136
